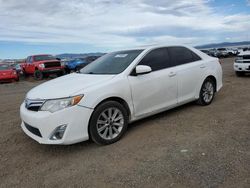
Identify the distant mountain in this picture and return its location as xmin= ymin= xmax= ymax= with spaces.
xmin=56 ymin=52 xmax=105 ymax=59
xmin=196 ymin=41 xmax=250 ymax=49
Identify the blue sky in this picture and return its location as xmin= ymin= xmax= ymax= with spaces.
xmin=0 ymin=0 xmax=250 ymax=59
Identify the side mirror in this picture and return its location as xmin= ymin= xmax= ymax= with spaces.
xmin=135 ymin=65 xmax=152 ymax=75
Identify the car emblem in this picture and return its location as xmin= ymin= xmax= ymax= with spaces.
xmin=25 ymin=99 xmax=33 ymax=109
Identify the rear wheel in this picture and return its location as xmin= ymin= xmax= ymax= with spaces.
xmin=34 ymin=70 xmax=43 ymax=80
xmin=235 ymin=71 xmax=245 ymax=77
xmin=89 ymin=101 xmax=128 ymax=145
xmin=197 ymin=78 xmax=215 ymax=106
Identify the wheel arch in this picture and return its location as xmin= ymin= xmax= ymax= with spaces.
xmin=196 ymin=74 xmax=217 ymax=99
xmin=205 ymin=75 xmax=217 ymax=92
xmin=87 ymin=96 xmax=132 ymax=141
xmin=93 ymin=96 xmax=131 ymax=120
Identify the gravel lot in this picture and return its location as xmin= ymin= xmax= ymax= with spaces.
xmin=0 ymin=58 xmax=249 ymax=188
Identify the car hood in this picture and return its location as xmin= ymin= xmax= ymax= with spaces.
xmin=0 ymin=69 xmax=13 ymax=75
xmin=26 ymin=73 xmax=115 ymax=100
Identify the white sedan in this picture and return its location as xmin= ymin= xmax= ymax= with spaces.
xmin=20 ymin=45 xmax=223 ymax=145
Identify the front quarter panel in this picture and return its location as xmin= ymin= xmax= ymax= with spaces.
xmin=77 ymin=75 xmax=134 ymax=119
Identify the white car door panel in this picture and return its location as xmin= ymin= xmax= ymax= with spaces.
xmin=176 ymin=61 xmax=205 ymax=103
xmin=128 ymin=67 xmax=177 ymax=118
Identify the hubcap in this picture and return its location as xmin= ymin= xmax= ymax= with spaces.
xmin=96 ymin=107 xmax=124 ymax=140
xmin=202 ymin=81 xmax=214 ymax=103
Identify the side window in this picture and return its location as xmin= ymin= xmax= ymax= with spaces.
xmin=27 ymin=56 xmax=32 ymax=64
xmin=191 ymin=51 xmax=202 ymax=62
xmin=168 ymin=47 xmax=201 ymax=66
xmin=138 ymin=48 xmax=170 ymax=71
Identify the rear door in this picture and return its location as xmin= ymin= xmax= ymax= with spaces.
xmin=168 ymin=47 xmax=205 ymax=103
xmin=128 ymin=48 xmax=178 ymax=118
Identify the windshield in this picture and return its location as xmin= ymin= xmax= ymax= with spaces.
xmin=0 ymin=64 xmax=10 ymax=70
xmin=34 ymin=55 xmax=57 ymax=62
xmin=80 ymin=50 xmax=143 ymax=75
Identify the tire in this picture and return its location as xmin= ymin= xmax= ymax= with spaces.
xmin=57 ymin=70 xmax=65 ymax=77
xmin=34 ymin=70 xmax=43 ymax=80
xmin=235 ymin=71 xmax=245 ymax=77
xmin=197 ymin=78 xmax=215 ymax=106
xmin=89 ymin=101 xmax=129 ymax=145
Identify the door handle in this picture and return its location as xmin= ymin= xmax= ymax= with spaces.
xmin=200 ymin=64 xmax=206 ymax=68
xmin=168 ymin=72 xmax=176 ymax=77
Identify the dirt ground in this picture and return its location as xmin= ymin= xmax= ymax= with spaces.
xmin=0 ymin=58 xmax=249 ymax=188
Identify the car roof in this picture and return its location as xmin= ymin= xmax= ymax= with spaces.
xmin=121 ymin=44 xmax=196 ymax=51
xmin=32 ymin=54 xmax=53 ymax=57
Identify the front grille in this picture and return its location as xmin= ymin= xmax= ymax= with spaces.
xmin=44 ymin=61 xmax=61 ymax=68
xmin=243 ymin=55 xmax=250 ymax=60
xmin=24 ymin=122 xmax=42 ymax=137
xmin=242 ymin=61 xmax=250 ymax=63
xmin=25 ymin=99 xmax=44 ymax=112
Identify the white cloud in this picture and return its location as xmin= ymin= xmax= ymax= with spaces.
xmin=0 ymin=0 xmax=250 ymax=50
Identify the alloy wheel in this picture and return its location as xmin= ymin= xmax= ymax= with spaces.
xmin=202 ymin=81 xmax=214 ymax=103
xmin=96 ymin=107 xmax=124 ymax=140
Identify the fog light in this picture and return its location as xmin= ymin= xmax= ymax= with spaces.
xmin=50 ymin=125 xmax=67 ymax=140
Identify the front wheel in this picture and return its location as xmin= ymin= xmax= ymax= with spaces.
xmin=34 ymin=70 xmax=43 ymax=80
xmin=89 ymin=101 xmax=128 ymax=145
xmin=235 ymin=71 xmax=245 ymax=77
xmin=197 ymin=78 xmax=215 ymax=106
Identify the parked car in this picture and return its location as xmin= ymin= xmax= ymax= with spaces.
xmin=0 ymin=63 xmax=19 ymax=83
xmin=20 ymin=45 xmax=223 ymax=145
xmin=227 ymin=48 xmax=238 ymax=56
xmin=65 ymin=58 xmax=88 ymax=73
xmin=208 ymin=49 xmax=222 ymax=58
xmin=234 ymin=51 xmax=250 ymax=76
xmin=65 ymin=56 xmax=101 ymax=73
xmin=243 ymin=47 xmax=250 ymax=52
xmin=217 ymin=48 xmax=229 ymax=58
xmin=21 ymin=54 xmax=65 ymax=80
xmin=200 ymin=50 xmax=211 ymax=56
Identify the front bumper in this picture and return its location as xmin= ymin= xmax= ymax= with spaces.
xmin=40 ymin=68 xmax=64 ymax=74
xmin=0 ymin=75 xmax=18 ymax=82
xmin=234 ymin=62 xmax=250 ymax=72
xmin=20 ymin=103 xmax=93 ymax=145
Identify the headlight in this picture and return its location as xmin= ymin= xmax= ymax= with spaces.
xmin=38 ymin=64 xmax=45 ymax=68
xmin=40 ymin=95 xmax=83 ymax=113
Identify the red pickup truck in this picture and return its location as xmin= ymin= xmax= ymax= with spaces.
xmin=22 ymin=54 xmax=65 ymax=80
